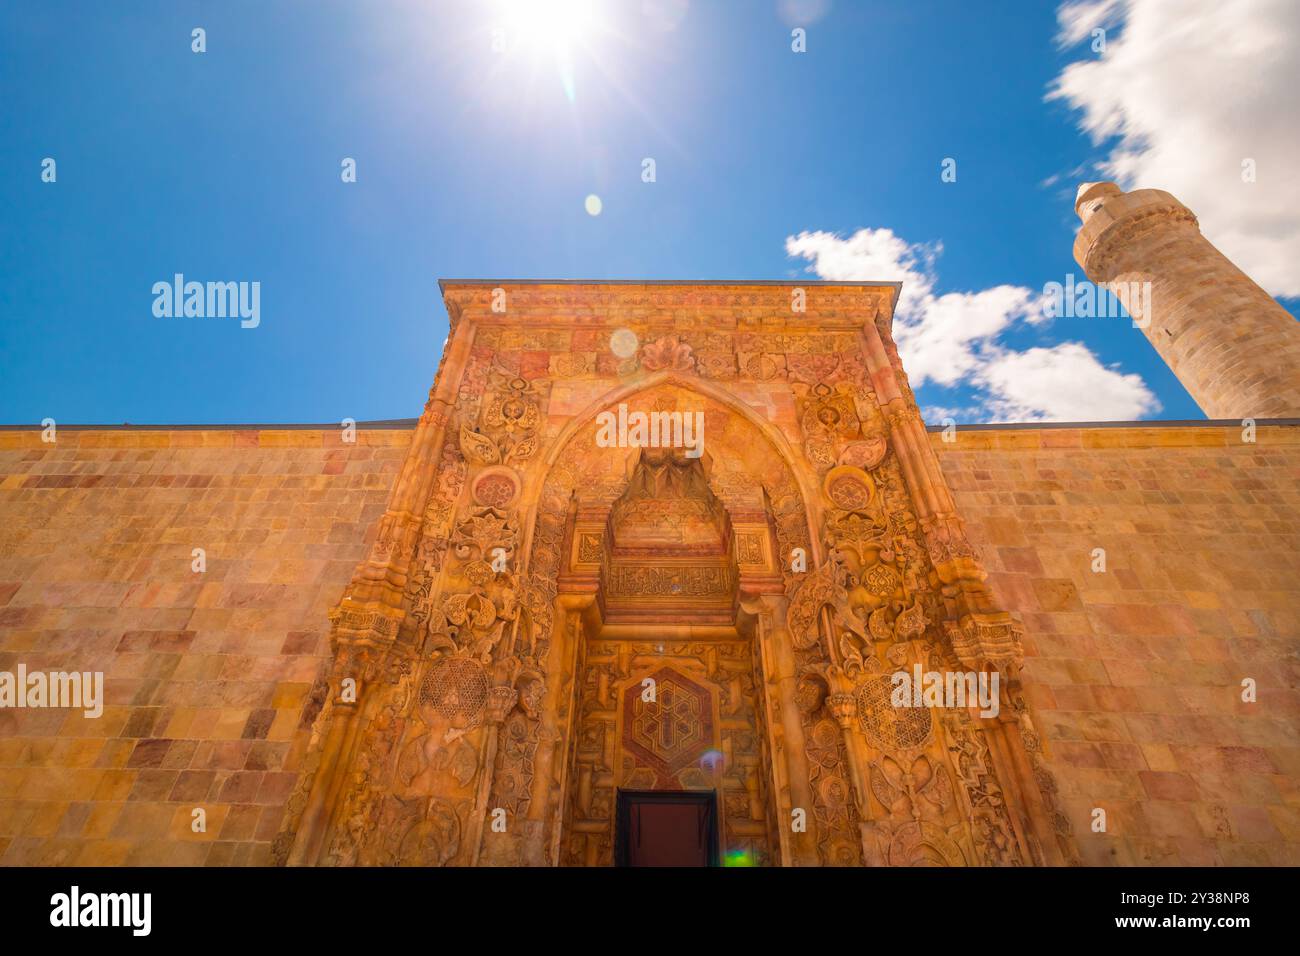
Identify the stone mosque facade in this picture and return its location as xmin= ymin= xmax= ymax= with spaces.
xmin=0 ymin=184 xmax=1297 ymax=866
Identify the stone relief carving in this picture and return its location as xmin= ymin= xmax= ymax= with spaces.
xmin=458 ymin=368 xmax=548 ymax=466
xmin=577 ymin=532 xmax=603 ymax=563
xmin=735 ymin=532 xmax=764 ymax=566
xmin=562 ymin=641 xmax=776 ymax=867
xmin=776 ymin=363 xmax=1054 ymax=868
xmin=640 ymin=334 xmax=696 ymax=373
xmin=277 ymin=295 xmax=1073 ymax=869
xmin=605 ymin=564 xmax=734 ymax=597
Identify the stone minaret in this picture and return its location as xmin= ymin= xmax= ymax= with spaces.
xmin=1073 ymin=182 xmax=1300 ymax=419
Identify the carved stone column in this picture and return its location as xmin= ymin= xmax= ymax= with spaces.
xmin=823 ymin=666 xmax=879 ymax=865
xmin=281 ymin=319 xmax=478 ymax=864
xmin=468 ymin=685 xmax=519 ymax=865
xmin=283 ymin=684 xmax=359 ymax=866
xmin=755 ymin=593 xmax=821 ymax=866
xmin=524 ymin=599 xmax=586 ymax=865
xmin=345 ymin=323 xmax=477 ymax=611
xmin=284 ymin=616 xmax=401 ymax=865
xmin=986 ymin=690 xmax=1069 ymax=866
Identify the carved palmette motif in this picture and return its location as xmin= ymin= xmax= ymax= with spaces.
xmin=419 ymin=506 xmax=521 ymax=666
xmin=639 ymin=334 xmax=696 ymax=373
xmin=459 ymin=366 xmax=549 ymax=466
xmin=869 ymin=753 xmax=953 ymax=822
xmin=863 ymin=748 xmax=969 ymax=867
xmin=793 ymin=381 xmax=887 ymax=476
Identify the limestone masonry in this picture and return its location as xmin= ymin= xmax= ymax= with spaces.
xmin=2 ymin=193 xmax=1298 ymax=865
xmin=1 ymin=421 xmax=1294 ymax=865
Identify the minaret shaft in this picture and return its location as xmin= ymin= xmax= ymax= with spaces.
xmin=1073 ymin=182 xmax=1300 ymax=419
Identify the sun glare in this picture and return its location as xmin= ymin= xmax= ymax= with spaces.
xmin=482 ymin=0 xmax=656 ymax=112
xmin=498 ymin=0 xmax=599 ymax=54
xmin=492 ymin=0 xmax=609 ymax=103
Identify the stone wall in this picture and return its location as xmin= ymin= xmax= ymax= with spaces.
xmin=0 ymin=428 xmax=409 ymax=865
xmin=1 ymin=421 xmax=1295 ymax=866
xmin=934 ymin=422 xmax=1300 ymax=866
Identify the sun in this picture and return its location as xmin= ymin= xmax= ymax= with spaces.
xmin=491 ymin=0 xmax=611 ymax=103
xmin=496 ymin=0 xmax=600 ymax=55
xmin=477 ymin=1 xmax=655 ymax=114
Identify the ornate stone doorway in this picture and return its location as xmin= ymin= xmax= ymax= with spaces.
xmin=555 ymin=436 xmax=784 ymax=866
xmin=559 ymin=630 xmax=779 ymax=866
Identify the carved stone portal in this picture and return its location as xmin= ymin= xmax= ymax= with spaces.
xmin=274 ymin=282 xmax=1077 ymax=867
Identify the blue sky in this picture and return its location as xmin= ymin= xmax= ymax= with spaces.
xmin=2 ymin=0 xmax=1295 ymax=425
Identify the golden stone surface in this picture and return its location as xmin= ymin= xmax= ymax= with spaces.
xmin=0 ymin=278 xmax=1296 ymax=866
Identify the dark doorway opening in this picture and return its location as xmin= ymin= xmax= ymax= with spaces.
xmin=615 ymin=789 xmax=719 ymax=867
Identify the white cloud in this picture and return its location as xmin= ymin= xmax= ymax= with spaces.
xmin=974 ymin=344 xmax=1160 ymax=422
xmin=1048 ymin=0 xmax=1300 ymax=297
xmin=895 ymin=285 xmax=1039 ymax=387
xmin=921 ymin=404 xmax=980 ymax=424
xmin=785 ymin=228 xmax=936 ymax=300
xmin=785 ymin=227 xmax=1160 ymax=422
xmin=1055 ymin=0 xmax=1122 ymax=46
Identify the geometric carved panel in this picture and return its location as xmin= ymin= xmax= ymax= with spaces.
xmin=856 ymin=675 xmax=932 ymax=752
xmin=420 ymin=657 xmax=489 ymax=727
xmin=622 ymin=667 xmax=714 ymax=778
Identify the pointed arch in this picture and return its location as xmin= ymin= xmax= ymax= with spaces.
xmin=521 ymin=370 xmax=823 ymax=571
